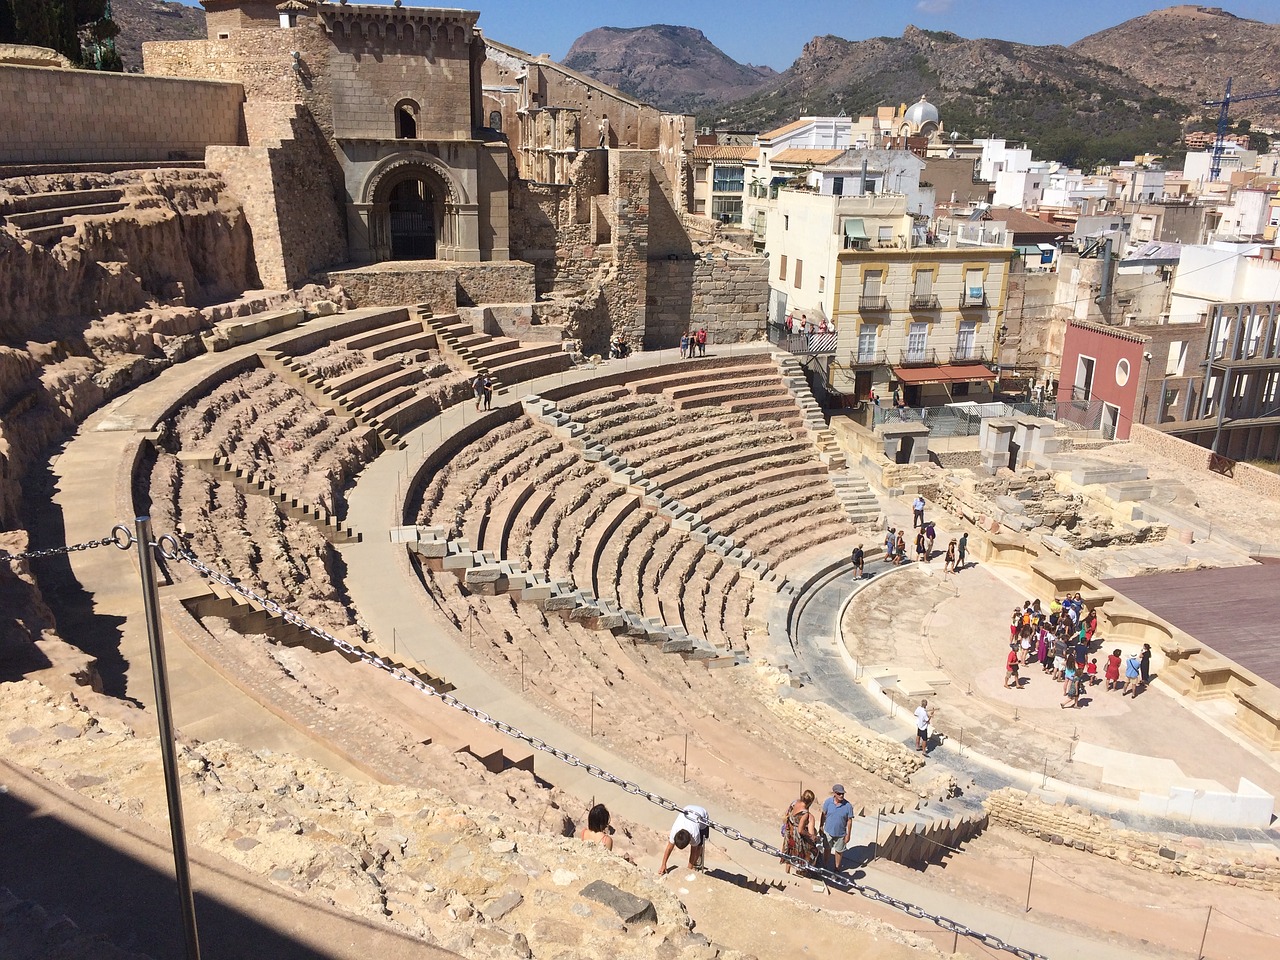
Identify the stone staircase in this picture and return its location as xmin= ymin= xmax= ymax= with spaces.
xmin=258 ymin=308 xmax=456 ymax=449
xmin=177 ymin=450 xmax=363 ymax=544
xmin=165 ymin=577 xmax=453 ymax=694
xmin=401 ymin=526 xmax=728 ymax=661
xmin=522 ymin=394 xmax=794 ymax=595
xmin=416 ymin=304 xmax=572 ymax=398
xmin=774 ymin=354 xmax=886 ymax=525
xmin=829 ymin=472 xmax=882 ymax=525
xmin=847 ymin=800 xmax=988 ymax=870
xmin=0 ymin=184 xmax=128 ymax=245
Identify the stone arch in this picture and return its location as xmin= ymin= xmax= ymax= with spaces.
xmin=360 ymin=153 xmax=476 ymax=262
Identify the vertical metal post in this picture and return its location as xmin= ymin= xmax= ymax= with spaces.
xmin=590 ymin=697 xmax=594 ymax=738
xmin=134 ymin=517 xmax=201 ymax=960
xmin=1024 ymin=856 xmax=1034 ymax=913
xmin=1197 ymin=905 xmax=1212 ymax=960
xmin=683 ymin=734 xmax=688 ymax=783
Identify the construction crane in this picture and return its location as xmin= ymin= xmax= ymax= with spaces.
xmin=1202 ymin=78 xmax=1280 ymax=181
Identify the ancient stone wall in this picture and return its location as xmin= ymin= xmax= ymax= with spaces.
xmin=207 ymin=103 xmax=348 ymax=289
xmin=985 ymin=788 xmax=1280 ymax=891
xmin=1129 ymin=423 xmax=1280 ymax=501
xmin=0 ymin=64 xmax=244 ymax=165
xmin=325 ymin=265 xmax=457 ymax=314
xmin=646 ymin=257 xmax=768 ymax=348
xmin=455 ymin=262 xmax=536 ymax=307
xmin=144 ymin=27 xmax=335 ymax=137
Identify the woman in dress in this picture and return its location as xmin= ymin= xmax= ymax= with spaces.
xmin=1105 ymin=648 xmax=1122 ymax=691
xmin=781 ymin=790 xmax=818 ymax=875
xmin=1060 ymin=658 xmax=1082 ymax=709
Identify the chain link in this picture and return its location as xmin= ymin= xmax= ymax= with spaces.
xmin=0 ymin=525 xmax=134 ymax=563
xmin=167 ymin=542 xmax=1045 ymax=960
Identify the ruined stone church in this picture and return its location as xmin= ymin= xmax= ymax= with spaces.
xmin=0 ymin=0 xmax=757 ymax=353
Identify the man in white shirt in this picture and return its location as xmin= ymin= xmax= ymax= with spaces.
xmin=914 ymin=699 xmax=932 ymax=755
xmin=657 ymin=804 xmax=709 ymax=875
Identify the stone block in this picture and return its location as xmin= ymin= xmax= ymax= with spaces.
xmin=578 ymin=880 xmax=657 ymax=925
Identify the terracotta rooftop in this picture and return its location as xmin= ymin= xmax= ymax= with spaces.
xmin=691 ymin=145 xmax=760 ymax=162
xmin=770 ymin=148 xmax=844 ymax=165
xmin=986 ymin=206 xmax=1066 ymax=237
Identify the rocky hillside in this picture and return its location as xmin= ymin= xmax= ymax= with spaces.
xmin=563 ymin=25 xmax=775 ymax=114
xmin=1071 ymin=5 xmax=1280 ymax=129
xmin=111 ymin=0 xmax=205 ymax=72
xmin=712 ymin=26 xmax=1183 ymax=166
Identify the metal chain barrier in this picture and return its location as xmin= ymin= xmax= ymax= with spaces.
xmin=0 ymin=525 xmax=134 ymax=563
xmin=7 ymin=527 xmax=1045 ymax=959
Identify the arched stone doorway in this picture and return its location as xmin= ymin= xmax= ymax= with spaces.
xmin=388 ymin=178 xmax=436 ymax=259
xmin=358 ymin=154 xmax=480 ymax=263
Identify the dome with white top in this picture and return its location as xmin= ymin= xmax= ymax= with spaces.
xmin=903 ymin=96 xmax=940 ymax=128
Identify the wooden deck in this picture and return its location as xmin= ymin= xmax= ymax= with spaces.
xmin=1105 ymin=561 xmax=1280 ymax=687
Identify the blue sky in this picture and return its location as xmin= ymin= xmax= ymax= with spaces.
xmin=177 ymin=2 xmax=1280 ymax=71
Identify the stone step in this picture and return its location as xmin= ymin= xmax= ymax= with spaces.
xmin=4 ymin=200 xmax=127 ymax=230
xmin=0 ymin=185 xmax=124 ymax=215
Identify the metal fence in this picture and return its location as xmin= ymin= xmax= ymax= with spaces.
xmin=767 ymin=322 xmax=837 ymax=355
xmin=873 ymin=399 xmax=1106 ymax=439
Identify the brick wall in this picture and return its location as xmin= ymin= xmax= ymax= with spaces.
xmin=0 ymin=64 xmax=244 ymax=164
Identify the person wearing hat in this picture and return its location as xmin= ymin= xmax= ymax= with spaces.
xmin=818 ymin=784 xmax=854 ymax=871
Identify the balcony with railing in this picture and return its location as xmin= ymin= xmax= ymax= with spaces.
xmin=909 ymin=293 xmax=940 ymax=310
xmin=898 ymin=347 xmax=938 ymax=366
xmin=859 ymin=294 xmax=889 ymax=311
xmin=948 ymin=345 xmax=988 ymax=364
xmin=849 ymin=348 xmax=887 ymax=367
xmin=959 ymin=292 xmax=988 ymax=309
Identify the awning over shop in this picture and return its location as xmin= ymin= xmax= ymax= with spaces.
xmin=893 ymin=363 xmax=997 ymax=385
xmin=843 ymin=218 xmax=868 ymax=240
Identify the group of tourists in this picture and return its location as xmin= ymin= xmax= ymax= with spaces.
xmin=679 ymin=328 xmax=708 ymax=358
xmin=880 ymin=497 xmax=968 ymax=572
xmin=786 ymin=315 xmax=832 ymax=337
xmin=1004 ymin=594 xmax=1153 ymax=707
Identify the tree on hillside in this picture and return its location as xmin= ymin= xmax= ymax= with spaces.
xmin=0 ymin=0 xmax=120 ymax=70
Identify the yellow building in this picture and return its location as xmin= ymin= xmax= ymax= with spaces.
xmin=831 ymin=220 xmax=1014 ymax=407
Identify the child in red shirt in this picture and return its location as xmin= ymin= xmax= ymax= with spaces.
xmin=1086 ymin=658 xmax=1099 ymax=686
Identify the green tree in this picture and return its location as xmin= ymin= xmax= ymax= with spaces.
xmin=0 ymin=0 xmax=119 ymax=70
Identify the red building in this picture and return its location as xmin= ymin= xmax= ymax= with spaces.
xmin=1057 ymin=320 xmax=1148 ymax=440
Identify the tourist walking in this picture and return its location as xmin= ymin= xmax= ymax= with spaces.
xmin=658 ymin=804 xmax=710 ymax=875
xmin=481 ymin=374 xmax=493 ymax=411
xmin=1139 ymin=643 xmax=1152 ymax=686
xmin=1061 ymin=658 xmax=1083 ymax=708
xmin=923 ymin=520 xmax=936 ymax=560
xmin=915 ymin=530 xmax=927 ymax=563
xmin=1005 ymin=642 xmax=1021 ymax=689
xmin=1122 ymin=652 xmax=1142 ymax=697
xmin=895 ymin=531 xmax=907 ymax=565
xmin=695 ymin=327 xmax=708 ymax=357
xmin=679 ymin=332 xmax=690 ymax=358
xmin=957 ymin=532 xmax=968 ymax=569
xmin=883 ymin=528 xmax=896 ymax=562
xmin=914 ymin=699 xmax=932 ymax=754
xmin=943 ymin=539 xmax=957 ymax=573
xmin=851 ymin=544 xmax=865 ymax=579
xmin=912 ymin=495 xmax=925 ymax=528
xmin=818 ymin=785 xmax=854 ymax=871
xmin=471 ymin=373 xmax=485 ymax=411
xmin=780 ymin=790 xmax=818 ymax=875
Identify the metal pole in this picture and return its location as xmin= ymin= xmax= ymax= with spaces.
xmin=1197 ymin=905 xmax=1212 ymax=960
xmin=590 ymin=697 xmax=594 ymax=738
xmin=134 ymin=517 xmax=201 ymax=960
xmin=683 ymin=733 xmax=688 ymax=783
xmin=1024 ymin=856 xmax=1034 ymax=913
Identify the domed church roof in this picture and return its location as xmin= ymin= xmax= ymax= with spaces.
xmin=903 ymin=96 xmax=940 ymax=127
